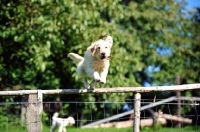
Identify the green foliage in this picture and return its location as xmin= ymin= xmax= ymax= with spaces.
xmin=42 ymin=111 xmax=49 ymax=123
xmin=0 ymin=0 xmax=198 ymax=88
xmin=0 ymin=107 xmax=22 ymax=130
xmin=0 ymin=108 xmax=7 ymax=128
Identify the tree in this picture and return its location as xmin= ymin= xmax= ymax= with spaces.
xmin=180 ymin=7 xmax=200 ymax=96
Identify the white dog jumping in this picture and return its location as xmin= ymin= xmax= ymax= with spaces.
xmin=68 ymin=35 xmax=113 ymax=89
xmin=51 ymin=112 xmax=75 ymax=132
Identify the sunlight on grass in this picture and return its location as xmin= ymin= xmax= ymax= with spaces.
xmin=2 ymin=124 xmax=199 ymax=132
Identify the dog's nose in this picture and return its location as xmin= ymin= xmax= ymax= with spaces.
xmin=101 ymin=52 xmax=105 ymax=56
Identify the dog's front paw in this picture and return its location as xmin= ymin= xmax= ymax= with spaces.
xmin=94 ymin=72 xmax=101 ymax=82
xmin=94 ymin=76 xmax=101 ymax=82
xmin=100 ymin=78 xmax=106 ymax=84
xmin=95 ymin=79 xmax=100 ymax=82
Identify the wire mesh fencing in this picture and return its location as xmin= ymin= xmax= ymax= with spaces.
xmin=0 ymin=95 xmax=199 ymax=132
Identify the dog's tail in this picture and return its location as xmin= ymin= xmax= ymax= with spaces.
xmin=52 ymin=112 xmax=59 ymax=119
xmin=68 ymin=53 xmax=84 ymax=63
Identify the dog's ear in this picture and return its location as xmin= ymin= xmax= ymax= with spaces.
xmin=90 ymin=43 xmax=97 ymax=56
xmin=103 ymin=35 xmax=113 ymax=48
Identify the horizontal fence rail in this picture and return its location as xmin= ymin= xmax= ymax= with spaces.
xmin=0 ymin=84 xmax=200 ymax=96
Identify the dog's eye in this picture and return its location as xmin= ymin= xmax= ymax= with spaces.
xmin=98 ymin=47 xmax=100 ymax=49
xmin=105 ymin=47 xmax=107 ymax=48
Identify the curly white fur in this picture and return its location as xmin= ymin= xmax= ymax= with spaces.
xmin=51 ymin=112 xmax=75 ymax=132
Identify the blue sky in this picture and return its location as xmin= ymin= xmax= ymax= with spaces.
xmin=186 ymin=0 xmax=200 ymax=10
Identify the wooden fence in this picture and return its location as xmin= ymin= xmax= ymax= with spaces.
xmin=0 ymin=83 xmax=200 ymax=132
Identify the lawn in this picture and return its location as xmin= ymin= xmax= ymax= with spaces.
xmin=1 ymin=125 xmax=199 ymax=132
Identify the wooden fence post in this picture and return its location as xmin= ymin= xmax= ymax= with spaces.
xmin=26 ymin=90 xmax=43 ymax=132
xmin=134 ymin=93 xmax=141 ymax=132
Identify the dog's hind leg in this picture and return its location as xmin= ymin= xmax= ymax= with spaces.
xmin=58 ymin=126 xmax=63 ymax=132
xmin=83 ymin=78 xmax=90 ymax=89
xmin=50 ymin=120 xmax=56 ymax=132
xmin=90 ymin=80 xmax=97 ymax=88
xmin=50 ymin=126 xmax=56 ymax=132
xmin=63 ymin=127 xmax=67 ymax=132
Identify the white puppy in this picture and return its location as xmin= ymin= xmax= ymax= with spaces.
xmin=51 ymin=112 xmax=75 ymax=132
xmin=68 ymin=35 xmax=113 ymax=89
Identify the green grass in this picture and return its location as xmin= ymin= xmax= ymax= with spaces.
xmin=52 ymin=127 xmax=133 ymax=132
xmin=1 ymin=124 xmax=199 ymax=132
xmin=140 ymin=125 xmax=200 ymax=132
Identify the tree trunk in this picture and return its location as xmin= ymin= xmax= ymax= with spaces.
xmin=176 ymin=76 xmax=181 ymax=128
